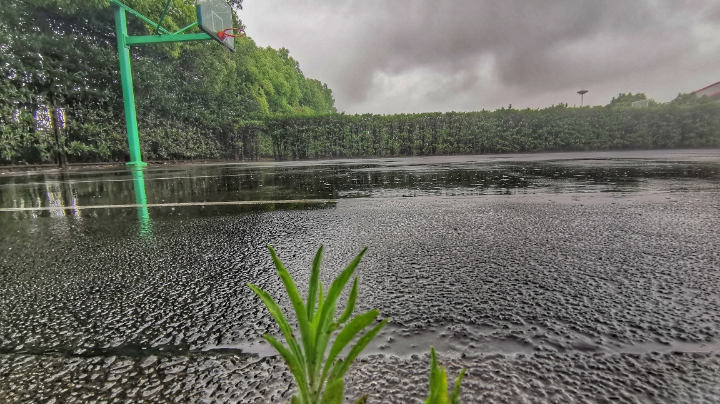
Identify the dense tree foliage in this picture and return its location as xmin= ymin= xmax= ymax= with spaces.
xmin=670 ymin=92 xmax=715 ymax=106
xmin=0 ymin=0 xmax=334 ymax=164
xmin=605 ymin=93 xmax=659 ymax=108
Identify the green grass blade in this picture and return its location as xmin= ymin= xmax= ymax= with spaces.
xmin=321 ymin=309 xmax=379 ymax=383
xmin=315 ymin=299 xmax=338 ymax=380
xmin=320 ymin=378 xmax=344 ymax=404
xmin=328 ymin=317 xmax=389 ymax=382
xmin=312 ymin=282 xmax=325 ymax=331
xmin=247 ymin=283 xmax=296 ymax=345
xmin=317 ymin=248 xmax=367 ymax=330
xmin=327 ymin=358 xmax=343 ymax=384
xmin=438 ymin=366 xmax=449 ymax=402
xmin=337 ymin=277 xmax=358 ymax=325
xmin=267 ymin=246 xmax=315 ymax=379
xmin=264 ymin=334 xmax=309 ymax=400
xmin=450 ymin=369 xmax=467 ymax=404
xmin=429 ymin=347 xmax=439 ymax=388
xmin=307 ymin=245 xmax=324 ymax=321
xmin=247 ymin=283 xmax=307 ymax=376
xmin=315 ymin=248 xmax=368 ymax=372
xmin=425 ymin=347 xmax=441 ymax=404
xmin=318 ymin=282 xmax=324 ymax=312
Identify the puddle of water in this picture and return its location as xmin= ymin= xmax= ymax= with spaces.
xmin=1 ymin=151 xmax=718 ymax=215
xmin=204 ymin=339 xmax=278 ymax=358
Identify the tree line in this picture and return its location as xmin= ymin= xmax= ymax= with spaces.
xmin=262 ymin=101 xmax=720 ymax=161
xmin=1 ymin=0 xmax=718 ymax=165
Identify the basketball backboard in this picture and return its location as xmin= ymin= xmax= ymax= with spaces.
xmin=196 ymin=0 xmax=235 ymax=52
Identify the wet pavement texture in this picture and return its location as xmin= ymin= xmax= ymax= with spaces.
xmin=1 ymin=149 xmax=720 ymax=403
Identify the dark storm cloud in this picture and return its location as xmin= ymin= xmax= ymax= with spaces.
xmin=339 ymin=0 xmax=699 ymax=102
xmin=243 ymin=0 xmax=720 ymax=112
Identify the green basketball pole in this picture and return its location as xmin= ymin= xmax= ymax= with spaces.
xmin=111 ymin=0 xmax=228 ymax=166
xmin=114 ymin=7 xmax=145 ymax=167
xmin=110 ymin=0 xmax=236 ymax=237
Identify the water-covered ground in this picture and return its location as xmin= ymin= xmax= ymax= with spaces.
xmin=1 ymin=150 xmax=719 ymax=403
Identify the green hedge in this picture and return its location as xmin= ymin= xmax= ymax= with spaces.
xmin=261 ymin=104 xmax=720 ymax=161
xmin=3 ymin=104 xmax=719 ymax=165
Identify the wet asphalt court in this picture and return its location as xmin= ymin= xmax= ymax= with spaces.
xmin=1 ymin=149 xmax=719 ymax=403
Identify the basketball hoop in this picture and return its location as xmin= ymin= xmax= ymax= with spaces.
xmin=218 ymin=28 xmax=245 ymax=41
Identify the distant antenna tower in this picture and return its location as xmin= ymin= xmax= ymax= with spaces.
xmin=577 ymin=89 xmax=588 ymax=107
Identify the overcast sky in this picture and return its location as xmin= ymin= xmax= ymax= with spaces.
xmin=240 ymin=0 xmax=720 ymax=114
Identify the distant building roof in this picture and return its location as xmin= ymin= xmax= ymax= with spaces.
xmin=695 ymin=81 xmax=720 ymax=99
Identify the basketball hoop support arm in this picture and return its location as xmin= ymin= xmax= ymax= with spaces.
xmin=126 ymin=33 xmax=211 ymax=45
xmin=112 ymin=0 xmax=212 ymax=166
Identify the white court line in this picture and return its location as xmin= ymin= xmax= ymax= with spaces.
xmin=0 ymin=199 xmax=336 ymax=212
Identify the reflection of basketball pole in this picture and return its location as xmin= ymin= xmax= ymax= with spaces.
xmin=577 ymin=90 xmax=588 ymax=107
xmin=110 ymin=0 xmax=235 ymax=166
xmin=130 ymin=166 xmax=153 ymax=238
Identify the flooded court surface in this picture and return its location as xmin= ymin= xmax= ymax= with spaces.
xmin=1 ymin=149 xmax=720 ymax=403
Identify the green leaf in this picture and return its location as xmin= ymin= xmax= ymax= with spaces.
xmin=320 ymin=378 xmax=344 ymax=404
xmin=328 ymin=317 xmax=389 ymax=382
xmin=318 ymin=282 xmax=325 ymax=312
xmin=267 ymin=246 xmax=315 ymax=379
xmin=327 ymin=358 xmax=343 ymax=383
xmin=450 ymin=369 xmax=466 ymax=404
xmin=263 ymin=334 xmax=309 ymax=399
xmin=425 ymin=347 xmax=442 ymax=404
xmin=247 ymin=283 xmax=307 ymax=376
xmin=429 ymin=346 xmax=439 ymax=387
xmin=247 ymin=283 xmax=295 ymax=346
xmin=318 ymin=248 xmax=367 ymax=331
xmin=337 ymin=276 xmax=358 ymax=325
xmin=307 ymin=245 xmax=324 ymax=320
xmin=322 ymin=309 xmax=379 ymax=383
xmin=315 ymin=248 xmax=368 ymax=372
xmin=425 ymin=347 xmax=466 ymax=404
xmin=312 ymin=282 xmax=324 ymax=332
xmin=438 ymin=367 xmax=449 ymax=402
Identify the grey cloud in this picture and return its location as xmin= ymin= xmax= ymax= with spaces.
xmin=334 ymin=0 xmax=707 ymax=103
xmin=242 ymin=0 xmax=720 ymax=112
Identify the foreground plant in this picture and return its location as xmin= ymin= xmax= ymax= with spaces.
xmin=248 ymin=245 xmax=389 ymax=404
xmin=425 ymin=347 xmax=466 ymax=404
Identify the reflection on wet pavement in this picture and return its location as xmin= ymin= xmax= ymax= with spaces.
xmin=1 ymin=150 xmax=720 ymax=403
xmin=1 ymin=150 xmax=718 ymax=214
